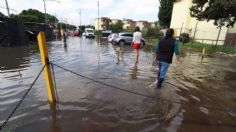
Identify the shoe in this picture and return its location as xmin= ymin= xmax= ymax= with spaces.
xmin=156 ymin=78 xmax=164 ymax=89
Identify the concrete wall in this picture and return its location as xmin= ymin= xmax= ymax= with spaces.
xmin=136 ymin=21 xmax=145 ymax=30
xmin=95 ymin=18 xmax=103 ymax=30
xmin=170 ymin=0 xmax=228 ymax=45
xmin=122 ymin=20 xmax=129 ymax=29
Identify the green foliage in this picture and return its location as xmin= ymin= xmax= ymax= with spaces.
xmin=57 ymin=22 xmax=77 ymax=30
xmin=10 ymin=14 xmax=38 ymax=22
xmin=181 ymin=41 xmax=235 ymax=54
xmin=158 ymin=0 xmax=176 ymax=28
xmin=0 ymin=12 xmax=6 ymax=18
xmin=109 ymin=21 xmax=123 ymax=33
xmin=57 ymin=22 xmax=66 ymax=28
xmin=68 ymin=24 xmax=77 ymax=30
xmin=19 ymin=9 xmax=45 ymax=23
xmin=85 ymin=25 xmax=95 ymax=29
xmin=123 ymin=28 xmax=134 ymax=32
xmin=180 ymin=33 xmax=190 ymax=43
xmin=79 ymin=25 xmax=86 ymax=31
xmin=10 ymin=9 xmax=58 ymax=24
xmin=142 ymin=27 xmax=162 ymax=39
xmin=190 ymin=0 xmax=236 ymax=27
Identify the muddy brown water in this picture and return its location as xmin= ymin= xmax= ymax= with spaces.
xmin=0 ymin=37 xmax=236 ymax=132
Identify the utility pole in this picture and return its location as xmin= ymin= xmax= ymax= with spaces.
xmin=43 ymin=0 xmax=47 ymax=25
xmin=193 ymin=21 xmax=199 ymax=40
xmin=78 ymin=9 xmax=81 ymax=27
xmin=42 ymin=0 xmax=61 ymax=25
xmin=97 ymin=0 xmax=100 ymax=43
xmin=4 ymin=0 xmax=10 ymax=16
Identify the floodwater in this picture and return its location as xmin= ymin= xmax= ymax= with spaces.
xmin=0 ymin=37 xmax=236 ymax=132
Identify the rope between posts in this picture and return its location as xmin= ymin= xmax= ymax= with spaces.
xmin=50 ymin=62 xmax=234 ymax=114
xmin=0 ymin=64 xmax=46 ymax=131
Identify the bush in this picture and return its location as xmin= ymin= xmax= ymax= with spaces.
xmin=142 ymin=27 xmax=162 ymax=39
xmin=179 ymin=33 xmax=190 ymax=43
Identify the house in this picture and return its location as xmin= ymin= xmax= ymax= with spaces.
xmin=170 ymin=0 xmax=233 ymax=45
xmin=95 ymin=17 xmax=152 ymax=31
xmin=150 ymin=22 xmax=157 ymax=28
xmin=110 ymin=19 xmax=121 ymax=24
xmin=122 ymin=19 xmax=136 ymax=30
xmin=95 ymin=17 xmax=110 ymax=31
xmin=136 ymin=20 xmax=151 ymax=30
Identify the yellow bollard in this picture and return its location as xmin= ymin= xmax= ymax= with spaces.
xmin=117 ymin=47 xmax=120 ymax=64
xmin=173 ymin=29 xmax=177 ymax=37
xmin=202 ymin=48 xmax=206 ymax=55
xmin=37 ymin=32 xmax=56 ymax=104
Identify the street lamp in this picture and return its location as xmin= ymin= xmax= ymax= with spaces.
xmin=42 ymin=0 xmax=60 ymax=25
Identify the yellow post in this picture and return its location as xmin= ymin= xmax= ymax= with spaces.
xmin=37 ymin=32 xmax=56 ymax=104
xmin=202 ymin=48 xmax=206 ymax=55
xmin=173 ymin=29 xmax=177 ymax=37
xmin=116 ymin=47 xmax=120 ymax=64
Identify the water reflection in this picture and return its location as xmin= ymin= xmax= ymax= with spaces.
xmin=0 ymin=46 xmax=37 ymax=71
xmin=0 ymin=37 xmax=236 ymax=131
xmin=130 ymin=62 xmax=138 ymax=79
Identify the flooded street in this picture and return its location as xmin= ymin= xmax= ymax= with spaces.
xmin=0 ymin=37 xmax=236 ymax=132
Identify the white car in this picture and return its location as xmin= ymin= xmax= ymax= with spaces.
xmin=108 ymin=33 xmax=116 ymax=43
xmin=84 ymin=28 xmax=95 ymax=38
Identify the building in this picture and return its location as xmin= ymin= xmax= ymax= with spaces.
xmin=95 ymin=17 xmax=152 ymax=31
xmin=137 ymin=21 xmax=151 ymax=30
xmin=110 ymin=19 xmax=121 ymax=24
xmin=170 ymin=0 xmax=231 ymax=45
xmin=225 ymin=26 xmax=236 ymax=47
xmin=122 ymin=19 xmax=136 ymax=30
xmin=150 ymin=22 xmax=157 ymax=28
xmin=95 ymin=17 xmax=110 ymax=31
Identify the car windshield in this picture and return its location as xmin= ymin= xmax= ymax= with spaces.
xmin=87 ymin=30 xmax=93 ymax=33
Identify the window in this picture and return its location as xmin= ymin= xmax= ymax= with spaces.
xmin=121 ymin=33 xmax=133 ymax=37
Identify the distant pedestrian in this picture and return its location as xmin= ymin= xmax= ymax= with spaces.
xmin=63 ymin=31 xmax=67 ymax=44
xmin=154 ymin=28 xmax=180 ymax=89
xmin=132 ymin=26 xmax=142 ymax=63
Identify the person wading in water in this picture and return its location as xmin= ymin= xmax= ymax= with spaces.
xmin=154 ymin=28 xmax=180 ymax=89
xmin=132 ymin=26 xmax=142 ymax=63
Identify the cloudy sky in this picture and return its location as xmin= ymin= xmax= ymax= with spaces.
xmin=0 ymin=0 xmax=159 ymax=25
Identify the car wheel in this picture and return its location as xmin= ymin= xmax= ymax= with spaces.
xmin=119 ymin=40 xmax=125 ymax=46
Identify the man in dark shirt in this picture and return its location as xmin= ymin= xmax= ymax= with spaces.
xmin=154 ymin=28 xmax=180 ymax=89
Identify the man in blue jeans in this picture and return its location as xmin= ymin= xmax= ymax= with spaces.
xmin=154 ymin=29 xmax=180 ymax=89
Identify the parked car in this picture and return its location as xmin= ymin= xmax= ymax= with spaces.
xmin=108 ymin=33 xmax=116 ymax=43
xmin=113 ymin=32 xmax=145 ymax=45
xmin=74 ymin=31 xmax=79 ymax=36
xmin=101 ymin=30 xmax=112 ymax=38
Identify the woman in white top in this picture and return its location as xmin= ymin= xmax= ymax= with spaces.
xmin=132 ymin=26 xmax=142 ymax=63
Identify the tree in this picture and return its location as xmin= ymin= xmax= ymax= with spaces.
xmin=158 ymin=0 xmax=176 ymax=28
xmin=0 ymin=12 xmax=6 ymax=18
xmin=10 ymin=14 xmax=39 ymax=22
xmin=109 ymin=21 xmax=123 ymax=33
xmin=190 ymin=0 xmax=236 ymax=27
xmin=68 ymin=24 xmax=77 ymax=30
xmin=10 ymin=9 xmax=58 ymax=24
